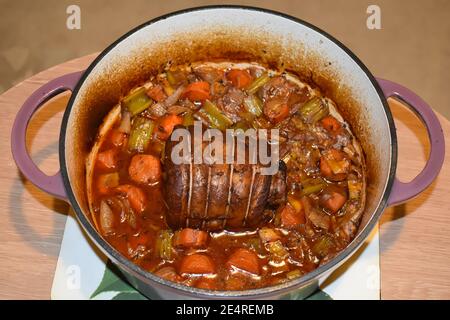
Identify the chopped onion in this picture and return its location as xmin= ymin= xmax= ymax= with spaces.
xmin=118 ymin=111 xmax=131 ymax=134
xmin=148 ymin=85 xmax=185 ymax=117
xmin=164 ymin=85 xmax=185 ymax=108
xmin=99 ymin=200 xmax=114 ymax=235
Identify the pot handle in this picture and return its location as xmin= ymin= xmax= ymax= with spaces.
xmin=377 ymin=78 xmax=445 ymax=206
xmin=11 ymin=71 xmax=84 ymax=201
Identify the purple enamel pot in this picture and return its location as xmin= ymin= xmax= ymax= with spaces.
xmin=10 ymin=6 xmax=445 ymax=299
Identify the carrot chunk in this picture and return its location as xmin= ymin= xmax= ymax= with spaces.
xmin=320 ymin=157 xmax=333 ymax=177
xmin=319 ymin=187 xmax=348 ymax=214
xmin=264 ymin=100 xmax=290 ymax=124
xmin=321 ymin=116 xmax=342 ymax=134
xmin=179 ymin=254 xmax=215 ymax=275
xmin=155 ymin=114 xmax=183 ymax=141
xmin=115 ymin=184 xmax=147 ymax=213
xmin=226 ymin=248 xmax=260 ymax=275
xmin=226 ymin=69 xmax=253 ymax=89
xmin=272 ymin=103 xmax=290 ymax=123
xmin=128 ymin=154 xmax=161 ymax=185
xmin=109 ymin=129 xmax=127 ymax=147
xmin=96 ymin=172 xmax=119 ymax=195
xmin=280 ymin=204 xmax=305 ymax=228
xmin=96 ymin=149 xmax=118 ymax=170
xmin=173 ymin=228 xmax=209 ymax=248
xmin=147 ymin=85 xmax=167 ymax=102
xmin=320 ymin=149 xmax=349 ymax=181
xmin=182 ymin=81 xmax=210 ymax=102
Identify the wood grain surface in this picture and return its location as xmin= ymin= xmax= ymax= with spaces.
xmin=0 ymin=54 xmax=448 ymax=299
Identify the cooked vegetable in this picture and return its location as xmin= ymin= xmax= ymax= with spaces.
xmin=299 ymin=97 xmax=329 ymax=124
xmin=164 ymin=85 xmax=185 ymax=108
xmin=122 ymin=87 xmax=153 ymax=116
xmin=147 ymin=85 xmax=167 ymax=102
xmin=163 ymin=81 xmax=175 ymax=96
xmin=267 ymin=240 xmax=288 ymax=260
xmin=326 ymin=159 xmax=349 ymax=175
xmin=97 ymin=172 xmax=119 ymax=195
xmin=166 ymin=71 xmax=178 ymax=87
xmin=128 ymin=154 xmax=162 ymax=185
xmin=246 ymin=237 xmax=263 ymax=254
xmin=301 ymin=178 xmax=326 ymax=195
xmin=301 ymin=184 xmax=325 ymax=195
xmin=118 ymin=111 xmax=131 ymax=134
xmin=155 ymin=114 xmax=183 ymax=141
xmin=243 ymin=95 xmax=263 ymax=117
xmin=264 ymin=100 xmax=290 ymax=124
xmin=227 ymin=69 xmax=253 ymax=89
xmin=258 ymin=228 xmax=281 ymax=243
xmin=307 ymin=209 xmax=331 ymax=230
xmin=157 ymin=230 xmax=174 ymax=260
xmin=246 ymin=72 xmax=270 ymax=94
xmin=96 ymin=149 xmax=118 ymax=170
xmin=99 ymin=200 xmax=115 ymax=235
xmin=201 ymin=99 xmax=233 ymax=130
xmin=182 ymin=81 xmax=211 ymax=102
xmin=280 ymin=204 xmax=305 ymax=228
xmin=182 ymin=112 xmax=194 ymax=127
xmin=149 ymin=139 xmax=166 ymax=158
xmin=320 ymin=149 xmax=350 ymax=181
xmin=173 ymin=228 xmax=209 ymax=248
xmin=179 ymin=254 xmax=215 ymax=274
xmin=115 ymin=184 xmax=147 ymax=213
xmin=287 ymin=194 xmax=303 ymax=212
xmin=148 ymin=103 xmax=167 ymax=118
xmin=166 ymin=70 xmax=186 ymax=87
xmin=312 ymin=235 xmax=334 ymax=258
xmin=128 ymin=232 xmax=149 ymax=251
xmin=321 ymin=116 xmax=342 ymax=134
xmin=226 ymin=248 xmax=260 ymax=275
xmin=348 ymin=180 xmax=362 ymax=200
xmin=319 ymin=186 xmax=348 ymax=214
xmin=109 ymin=129 xmax=127 ymax=147
xmin=128 ymin=117 xmax=154 ymax=152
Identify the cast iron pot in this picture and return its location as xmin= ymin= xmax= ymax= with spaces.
xmin=11 ymin=6 xmax=445 ymax=299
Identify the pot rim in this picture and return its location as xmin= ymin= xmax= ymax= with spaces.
xmin=59 ymin=5 xmax=397 ymax=299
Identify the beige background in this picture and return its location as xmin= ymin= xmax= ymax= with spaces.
xmin=1 ymin=0 xmax=449 ymax=119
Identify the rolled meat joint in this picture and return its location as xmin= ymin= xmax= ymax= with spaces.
xmin=163 ymin=125 xmax=287 ymax=231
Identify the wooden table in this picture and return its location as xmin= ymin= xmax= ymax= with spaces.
xmin=0 ymin=54 xmax=449 ymax=300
